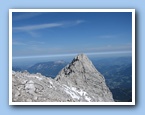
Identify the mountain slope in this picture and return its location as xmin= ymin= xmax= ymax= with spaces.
xmin=12 ymin=54 xmax=114 ymax=102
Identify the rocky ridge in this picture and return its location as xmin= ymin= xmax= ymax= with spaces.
xmin=12 ymin=54 xmax=114 ymax=102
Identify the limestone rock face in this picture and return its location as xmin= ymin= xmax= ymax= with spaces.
xmin=55 ymin=54 xmax=114 ymax=102
xmin=12 ymin=54 xmax=114 ymax=102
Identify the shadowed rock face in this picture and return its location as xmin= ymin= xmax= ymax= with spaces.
xmin=12 ymin=54 xmax=114 ymax=102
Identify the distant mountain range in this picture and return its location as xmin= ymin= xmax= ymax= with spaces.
xmin=12 ymin=56 xmax=132 ymax=102
xmin=13 ymin=60 xmax=68 ymax=78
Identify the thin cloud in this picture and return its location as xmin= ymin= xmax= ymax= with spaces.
xmin=13 ymin=20 xmax=85 ymax=31
xmin=27 ymin=31 xmax=40 ymax=38
xmin=61 ymin=20 xmax=85 ymax=27
xmin=76 ymin=20 xmax=85 ymax=24
xmin=12 ymin=51 xmax=131 ymax=59
xmin=13 ymin=23 xmax=63 ymax=31
xmin=13 ymin=12 xmax=43 ymax=21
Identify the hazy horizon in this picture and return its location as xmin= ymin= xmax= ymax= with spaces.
xmin=12 ymin=52 xmax=132 ymax=67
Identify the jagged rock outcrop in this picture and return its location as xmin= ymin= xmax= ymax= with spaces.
xmin=12 ymin=54 xmax=114 ymax=102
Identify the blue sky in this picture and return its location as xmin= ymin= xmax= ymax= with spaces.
xmin=12 ymin=12 xmax=132 ymax=58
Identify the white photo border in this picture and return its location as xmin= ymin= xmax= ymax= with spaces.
xmin=9 ymin=9 xmax=135 ymax=105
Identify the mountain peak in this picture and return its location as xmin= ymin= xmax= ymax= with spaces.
xmin=75 ymin=53 xmax=88 ymax=59
xmin=73 ymin=53 xmax=90 ymax=63
xmin=55 ymin=53 xmax=99 ymax=81
xmin=55 ymin=54 xmax=114 ymax=102
xmin=67 ymin=53 xmax=98 ymax=75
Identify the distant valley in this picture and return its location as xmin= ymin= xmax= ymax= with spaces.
xmin=92 ymin=57 xmax=132 ymax=101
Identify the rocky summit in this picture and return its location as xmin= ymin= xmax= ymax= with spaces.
xmin=12 ymin=54 xmax=114 ymax=102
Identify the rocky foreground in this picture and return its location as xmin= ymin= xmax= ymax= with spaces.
xmin=12 ymin=54 xmax=114 ymax=102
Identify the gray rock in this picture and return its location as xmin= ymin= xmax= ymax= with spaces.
xmin=12 ymin=54 xmax=114 ymax=102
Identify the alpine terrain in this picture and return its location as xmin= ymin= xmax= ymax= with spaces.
xmin=12 ymin=54 xmax=114 ymax=102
